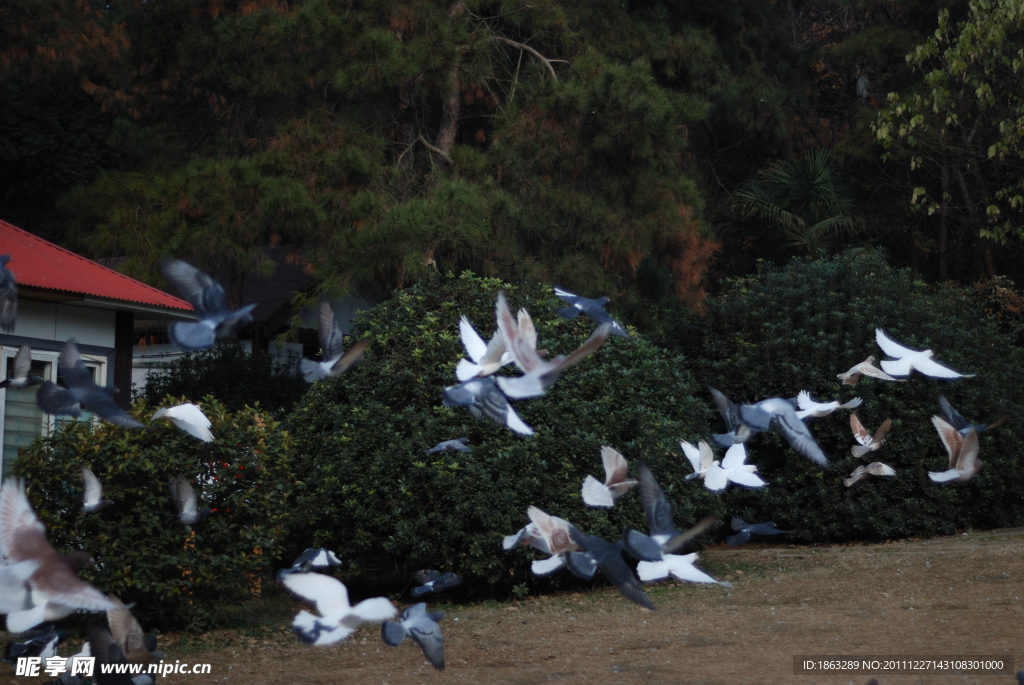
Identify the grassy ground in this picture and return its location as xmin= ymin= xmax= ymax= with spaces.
xmin=3 ymin=527 xmax=1022 ymax=685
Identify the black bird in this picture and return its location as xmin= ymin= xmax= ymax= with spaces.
xmin=2 ymin=626 xmax=61 ymax=664
xmin=1 ymin=344 xmax=42 ymax=390
xmin=411 ymin=570 xmax=462 ymax=597
xmin=161 ymin=258 xmax=257 ymax=351
xmin=0 ymin=254 xmax=16 ymax=333
xmin=726 ymin=517 xmax=789 ymax=546
xmin=36 ymin=340 xmax=144 ymax=428
xmin=553 ymin=287 xmax=629 ymax=338
xmin=381 ymin=603 xmax=446 ymax=671
xmin=276 ymin=548 xmax=342 ymax=581
xmin=938 ymin=395 xmax=1006 ymax=436
xmin=566 ymin=528 xmax=657 ymax=610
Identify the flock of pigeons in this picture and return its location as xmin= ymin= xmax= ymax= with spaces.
xmin=0 ymin=250 xmax=1008 ymax=678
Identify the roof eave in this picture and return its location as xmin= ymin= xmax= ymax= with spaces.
xmin=18 ymin=286 xmax=195 ymax=320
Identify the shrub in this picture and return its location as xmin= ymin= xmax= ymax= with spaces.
xmin=659 ymin=252 xmax=1024 ymax=541
xmin=13 ymin=397 xmax=296 ymax=630
xmin=138 ymin=342 xmax=308 ymax=418
xmin=287 ymin=272 xmax=719 ymax=595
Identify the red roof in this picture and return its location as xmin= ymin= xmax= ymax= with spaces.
xmin=0 ymin=219 xmax=192 ymax=312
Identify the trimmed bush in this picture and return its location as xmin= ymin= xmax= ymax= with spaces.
xmin=138 ymin=342 xmax=307 ymax=418
xmin=287 ymin=272 xmax=721 ymax=595
xmin=659 ymin=252 xmax=1024 ymax=541
xmin=13 ymin=397 xmax=296 ymax=630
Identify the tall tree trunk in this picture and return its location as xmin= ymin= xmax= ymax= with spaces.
xmin=939 ymin=163 xmax=949 ymax=281
xmin=435 ymin=2 xmax=467 ymax=158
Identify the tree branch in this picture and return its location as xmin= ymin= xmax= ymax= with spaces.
xmin=418 ymin=134 xmax=453 ymax=163
xmin=491 ymin=36 xmax=558 ymax=82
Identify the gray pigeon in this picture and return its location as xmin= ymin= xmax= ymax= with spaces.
xmin=299 ymin=299 xmax=368 ymax=382
xmin=88 ymin=626 xmax=154 ymax=685
xmin=937 ymin=395 xmax=1006 ymax=436
xmin=426 ymin=438 xmax=472 ymax=454
xmin=709 ymin=387 xmax=755 ymax=448
xmin=565 ymin=528 xmax=656 ymax=610
xmin=411 ymin=570 xmax=462 ymax=597
xmin=726 ymin=517 xmax=788 ymax=546
xmin=36 ymin=340 xmax=144 ymax=428
xmin=277 ymin=548 xmax=342 ymax=581
xmin=737 ymin=398 xmax=830 ymax=466
xmin=160 ymin=259 xmax=257 ymax=351
xmin=381 ymin=602 xmax=445 ymax=671
xmin=441 ymin=376 xmax=533 ymax=436
xmin=167 ymin=475 xmax=212 ymax=526
xmin=1 ymin=344 xmax=43 ymax=389
xmin=2 ymin=626 xmax=61 ymax=664
xmin=80 ymin=466 xmax=112 ymax=514
xmin=632 ymin=460 xmax=717 ymax=554
xmin=0 ymin=255 xmax=16 ymax=333
xmin=553 ymin=287 xmax=629 ymax=337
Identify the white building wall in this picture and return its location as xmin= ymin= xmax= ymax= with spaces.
xmin=11 ymin=299 xmax=115 ymax=347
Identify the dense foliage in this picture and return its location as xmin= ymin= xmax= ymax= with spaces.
xmin=13 ymin=398 xmax=296 ymax=630
xmin=138 ymin=342 xmax=307 ymax=418
xmin=660 ymin=252 xmax=1024 ymax=541
xmin=287 ymin=272 xmax=730 ymax=595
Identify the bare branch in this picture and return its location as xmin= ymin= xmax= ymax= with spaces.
xmin=491 ymin=35 xmax=558 ymax=82
xmin=418 ymin=134 xmax=453 ymax=164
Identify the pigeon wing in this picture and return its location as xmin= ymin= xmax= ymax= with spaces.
xmin=154 ymin=403 xmax=213 ymax=442
xmin=726 ymin=531 xmax=751 ymax=546
xmin=381 ymin=620 xmax=407 ymax=647
xmin=912 ymin=355 xmax=971 ymax=379
xmin=12 ymin=343 xmax=31 ymax=379
xmin=955 ymin=429 xmax=980 ymax=472
xmin=458 ymin=316 xmax=488 ymax=363
xmin=58 ymin=340 xmax=94 ymax=389
xmin=601 ymin=446 xmax=629 ymax=485
xmin=661 ymin=516 xmax=717 ymax=555
xmin=581 ymin=475 xmax=613 ymax=508
xmin=83 ymin=390 xmax=145 ymax=429
xmin=170 ymin=475 xmax=199 ymax=516
xmin=636 ymin=460 xmax=675 ymax=538
xmin=621 ymin=529 xmax=664 ymax=561
xmin=680 ymin=440 xmax=701 ymax=473
xmin=865 ymin=462 xmax=896 ymax=477
xmin=407 ymin=612 xmax=445 ymax=671
xmin=873 ymin=418 xmax=892 ymax=443
xmin=709 ymin=387 xmax=740 ymax=431
xmin=747 ymin=522 xmax=786 ymax=535
xmin=81 ymin=466 xmax=104 ymax=505
xmin=412 ymin=569 xmax=440 ymax=584
xmin=0 ymin=479 xmax=46 ymax=560
xmin=517 ymin=308 xmax=539 ymax=351
xmin=161 ymin=259 xmax=227 ymax=315
xmin=318 ymin=300 xmax=345 ymax=360
xmin=720 ymin=443 xmax=749 ymax=470
xmin=664 ymin=554 xmax=719 ymax=584
xmin=328 ymin=339 xmax=369 ymax=376
xmin=281 ymin=573 xmax=352 ymax=616
xmin=727 ymin=469 xmax=766 ymax=488
xmin=168 ymin=322 xmax=218 ymax=351
xmin=850 ymin=414 xmax=872 ymax=446
xmin=36 ymin=382 xmax=81 ymax=418
xmin=703 ymin=464 xmax=729 ymax=492
xmin=107 ymin=599 xmax=146 ymax=656
xmin=766 ymin=401 xmax=829 ymax=466
xmin=874 ymin=328 xmax=916 ymax=359
xmin=931 ymin=416 xmax=964 ymax=470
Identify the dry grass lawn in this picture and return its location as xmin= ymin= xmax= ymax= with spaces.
xmin=3 ymin=527 xmax=1023 ymax=685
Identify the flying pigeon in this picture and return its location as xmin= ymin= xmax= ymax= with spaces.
xmin=441 ymin=376 xmax=533 ymax=436
xmin=425 ymin=437 xmax=472 ymax=454
xmin=152 ymin=403 xmax=214 ymax=442
xmin=874 ymin=329 xmax=974 ymax=379
xmin=708 ymin=387 xmax=755 ymax=448
xmin=702 ymin=443 xmax=766 ymax=492
xmin=850 ymin=414 xmax=892 ymax=458
xmin=167 ymin=475 xmax=212 ymax=526
xmin=494 ymin=292 xmax=610 ymax=399
xmin=634 ymin=460 xmax=717 ymax=554
xmin=80 ymin=466 xmax=112 ymax=514
xmin=795 ymin=390 xmax=863 ymax=419
xmin=502 ymin=506 xmax=580 ymax=576
xmin=299 ymin=300 xmax=368 ymax=382
xmin=937 ymin=395 xmax=1006 ymax=436
xmin=281 ymin=572 xmax=395 ymax=645
xmin=381 ymin=602 xmax=445 ymax=671
xmin=553 ymin=287 xmax=629 ymax=337
xmin=1 ymin=344 xmax=42 ymax=390
xmin=88 ymin=626 xmax=155 ymax=685
xmin=2 ymin=626 xmax=61 ymax=664
xmin=36 ymin=340 xmax=144 ymax=428
xmin=160 ymin=259 xmax=257 ymax=351
xmin=0 ymin=479 xmax=118 ymax=632
xmin=411 ymin=570 xmax=462 ymax=597
xmin=837 ymin=356 xmax=906 ymax=385
xmin=0 ymin=558 xmax=38 ymax=614
xmin=844 ymin=462 xmax=896 ymax=487
xmin=581 ymin=446 xmax=638 ymax=508
xmin=928 ymin=417 xmax=982 ymax=483
xmin=277 ymin=548 xmax=342 ymax=581
xmin=565 ymin=529 xmax=656 ymax=610
xmin=726 ymin=517 xmax=788 ymax=546
xmin=635 ymin=551 xmax=725 ymax=585
xmin=456 ymin=308 xmax=549 ymax=381
xmin=737 ymin=398 xmax=830 ymax=466
xmin=0 ymin=255 xmax=16 ymax=333
xmin=681 ymin=440 xmax=715 ymax=481
xmin=107 ymin=597 xmax=164 ymax=663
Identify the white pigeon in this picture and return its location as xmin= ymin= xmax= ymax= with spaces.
xmin=502 ymin=506 xmax=579 ymax=576
xmin=680 ymin=440 xmax=715 ymax=481
xmin=928 ymin=417 xmax=982 ymax=483
xmin=494 ymin=292 xmax=610 ymax=399
xmin=703 ymin=443 xmax=766 ymax=492
xmin=844 ymin=462 xmax=896 ymax=487
xmin=281 ymin=572 xmax=396 ymax=646
xmin=874 ymin=329 xmax=974 ymax=379
xmin=80 ymin=466 xmax=112 ymax=514
xmin=836 ymin=356 xmax=906 ymax=385
xmin=581 ymin=446 xmax=638 ymax=508
xmin=152 ymin=403 xmax=214 ymax=442
xmin=795 ymin=390 xmax=862 ymax=419
xmin=636 ymin=552 xmax=724 ymax=584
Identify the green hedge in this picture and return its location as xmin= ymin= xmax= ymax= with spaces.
xmin=13 ymin=397 xmax=295 ymax=630
xmin=287 ymin=272 xmax=724 ymax=595
xmin=659 ymin=252 xmax=1024 ymax=541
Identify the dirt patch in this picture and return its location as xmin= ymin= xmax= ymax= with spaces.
xmin=3 ymin=528 xmax=1022 ymax=685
